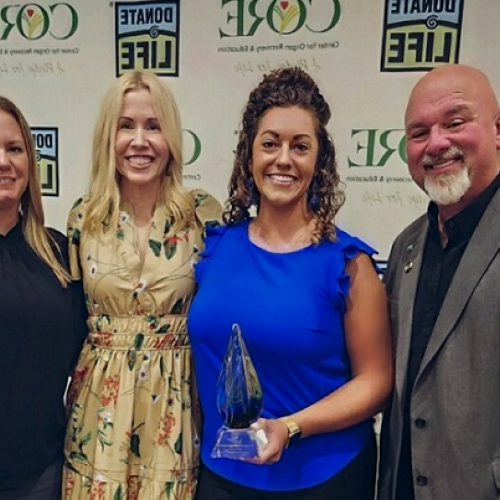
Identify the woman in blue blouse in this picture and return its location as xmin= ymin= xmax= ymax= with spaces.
xmin=188 ymin=68 xmax=392 ymax=499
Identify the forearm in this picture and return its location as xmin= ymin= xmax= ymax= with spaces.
xmin=288 ymin=372 xmax=392 ymax=438
xmin=252 ymin=372 xmax=391 ymax=465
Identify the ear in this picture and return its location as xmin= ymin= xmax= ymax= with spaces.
xmin=494 ymin=111 xmax=500 ymax=150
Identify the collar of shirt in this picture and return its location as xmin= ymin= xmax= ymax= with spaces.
xmin=0 ymin=218 xmax=23 ymax=242
xmin=427 ymin=171 xmax=500 ymax=247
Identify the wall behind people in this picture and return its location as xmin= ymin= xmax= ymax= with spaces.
xmin=0 ymin=0 xmax=496 ymax=260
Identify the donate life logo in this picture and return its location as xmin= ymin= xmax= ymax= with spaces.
xmin=0 ymin=3 xmax=78 ymax=41
xmin=219 ymin=0 xmax=341 ymax=38
xmin=32 ymin=127 xmax=59 ymax=197
xmin=380 ymin=0 xmax=464 ymax=72
xmin=115 ymin=0 xmax=180 ymax=77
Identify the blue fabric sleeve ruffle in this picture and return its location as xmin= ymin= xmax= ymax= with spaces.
xmin=194 ymin=224 xmax=229 ymax=284
xmin=334 ymin=227 xmax=378 ymax=313
xmin=199 ymin=224 xmax=228 ymax=258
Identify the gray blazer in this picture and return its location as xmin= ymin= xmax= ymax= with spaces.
xmin=378 ymin=188 xmax=500 ymax=500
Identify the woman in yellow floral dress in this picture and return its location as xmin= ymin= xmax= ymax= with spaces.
xmin=63 ymin=71 xmax=221 ymax=500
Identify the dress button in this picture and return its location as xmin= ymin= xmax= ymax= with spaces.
xmin=415 ymin=418 xmax=426 ymax=428
xmin=416 ymin=475 xmax=428 ymax=486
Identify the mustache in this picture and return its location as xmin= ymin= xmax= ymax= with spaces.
xmin=422 ymin=147 xmax=464 ymax=168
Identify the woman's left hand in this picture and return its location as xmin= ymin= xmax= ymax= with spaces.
xmin=243 ymin=417 xmax=289 ymax=465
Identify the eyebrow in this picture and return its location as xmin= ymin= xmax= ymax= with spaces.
xmin=258 ymin=130 xmax=313 ymax=140
xmin=118 ymin=116 xmax=160 ymax=122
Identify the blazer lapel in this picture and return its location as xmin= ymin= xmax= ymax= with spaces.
xmin=416 ymin=190 xmax=500 ymax=384
xmin=394 ymin=220 xmax=428 ymax=402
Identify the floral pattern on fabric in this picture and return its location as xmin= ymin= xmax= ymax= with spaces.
xmin=63 ymin=190 xmax=221 ymax=500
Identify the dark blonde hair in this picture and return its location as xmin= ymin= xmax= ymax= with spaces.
xmin=224 ymin=67 xmax=345 ymax=244
xmin=0 ymin=96 xmax=69 ymax=285
xmin=83 ymin=70 xmax=193 ymax=234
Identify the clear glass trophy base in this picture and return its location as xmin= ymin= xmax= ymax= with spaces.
xmin=211 ymin=425 xmax=266 ymax=460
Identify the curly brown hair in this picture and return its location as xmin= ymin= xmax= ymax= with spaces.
xmin=223 ymin=67 xmax=345 ymax=244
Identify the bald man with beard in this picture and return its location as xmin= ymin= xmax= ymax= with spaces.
xmin=377 ymin=64 xmax=500 ymax=500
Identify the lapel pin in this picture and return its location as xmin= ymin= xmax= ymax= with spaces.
xmin=404 ymin=262 xmax=413 ymax=273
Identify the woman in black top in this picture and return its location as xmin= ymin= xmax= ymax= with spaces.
xmin=0 ymin=96 xmax=86 ymax=500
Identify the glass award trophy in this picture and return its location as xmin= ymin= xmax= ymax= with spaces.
xmin=211 ymin=323 xmax=267 ymax=459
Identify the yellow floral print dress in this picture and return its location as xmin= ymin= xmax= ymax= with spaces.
xmin=63 ymin=190 xmax=221 ymax=500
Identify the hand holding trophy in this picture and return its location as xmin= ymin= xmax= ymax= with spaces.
xmin=211 ymin=323 xmax=268 ymax=459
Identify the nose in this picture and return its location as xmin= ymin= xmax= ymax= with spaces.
xmin=276 ymin=144 xmax=292 ymax=167
xmin=0 ymin=149 xmax=10 ymax=168
xmin=425 ymin=126 xmax=451 ymax=155
xmin=131 ymin=128 xmax=147 ymax=147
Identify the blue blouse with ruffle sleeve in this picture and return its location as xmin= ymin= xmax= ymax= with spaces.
xmin=188 ymin=219 xmax=377 ymax=491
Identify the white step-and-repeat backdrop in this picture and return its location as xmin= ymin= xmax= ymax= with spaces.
xmin=0 ymin=0 xmax=496 ymax=260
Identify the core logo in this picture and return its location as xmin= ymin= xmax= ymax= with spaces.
xmin=348 ymin=129 xmax=407 ymax=167
xmin=32 ymin=127 xmax=59 ymax=197
xmin=183 ymin=129 xmax=201 ymax=166
xmin=182 ymin=129 xmax=203 ymax=182
xmin=0 ymin=3 xmax=78 ymax=41
xmin=115 ymin=0 xmax=180 ymax=77
xmin=380 ymin=0 xmax=464 ymax=72
xmin=219 ymin=0 xmax=341 ymax=38
xmin=21 ymin=8 xmax=42 ymax=39
xmin=274 ymin=1 xmax=300 ymax=34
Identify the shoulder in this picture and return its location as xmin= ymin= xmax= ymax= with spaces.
xmin=388 ymin=213 xmax=427 ymax=259
xmin=330 ymin=226 xmax=378 ymax=261
xmin=189 ymin=189 xmax=223 ymax=230
xmin=201 ymin=222 xmax=246 ymax=256
xmin=47 ymin=227 xmax=67 ymax=247
xmin=394 ymin=213 xmax=427 ymax=244
xmin=384 ymin=213 xmax=427 ymax=288
xmin=67 ymin=196 xmax=88 ymax=243
xmin=70 ymin=195 xmax=89 ymax=212
xmin=194 ymin=223 xmax=247 ymax=284
xmin=189 ymin=188 xmax=222 ymax=212
xmin=46 ymin=227 xmax=69 ymax=266
xmin=315 ymin=229 xmax=378 ymax=312
xmin=68 ymin=196 xmax=89 ymax=221
xmin=189 ymin=188 xmax=222 ymax=225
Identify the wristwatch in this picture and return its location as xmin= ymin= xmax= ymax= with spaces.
xmin=282 ymin=417 xmax=302 ymax=448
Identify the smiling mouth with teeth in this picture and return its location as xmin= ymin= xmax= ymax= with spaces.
xmin=128 ymin=156 xmax=153 ymax=165
xmin=423 ymin=148 xmax=465 ymax=170
xmin=268 ymin=174 xmax=296 ymax=181
xmin=424 ymin=159 xmax=463 ymax=171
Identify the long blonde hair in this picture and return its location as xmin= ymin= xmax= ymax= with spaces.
xmin=0 ymin=96 xmax=70 ymax=286
xmin=83 ymin=70 xmax=193 ymax=234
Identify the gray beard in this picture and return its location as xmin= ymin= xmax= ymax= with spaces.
xmin=424 ymin=165 xmax=471 ymax=206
